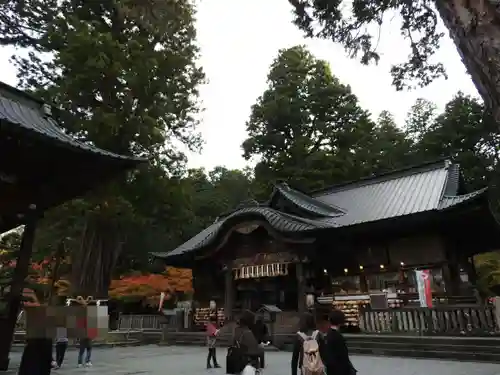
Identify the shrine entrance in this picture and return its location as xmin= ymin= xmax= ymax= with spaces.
xmin=234 ymin=264 xmax=298 ymax=312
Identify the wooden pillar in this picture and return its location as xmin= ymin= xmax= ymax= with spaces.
xmin=224 ymin=262 xmax=234 ymax=321
xmin=296 ymin=262 xmax=306 ymax=314
xmin=359 ymin=274 xmax=368 ymax=293
xmin=0 ymin=210 xmax=39 ymax=372
xmin=443 ymin=241 xmax=461 ymax=296
xmin=462 ymin=256 xmax=478 ymax=286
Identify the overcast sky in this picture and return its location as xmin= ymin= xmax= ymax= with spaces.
xmin=0 ymin=0 xmax=479 ymax=171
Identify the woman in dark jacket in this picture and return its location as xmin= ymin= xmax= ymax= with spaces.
xmin=252 ymin=316 xmax=268 ymax=368
xmin=232 ymin=310 xmax=262 ymax=370
xmin=291 ymin=312 xmax=322 ymax=375
xmin=322 ymin=309 xmax=356 ymax=375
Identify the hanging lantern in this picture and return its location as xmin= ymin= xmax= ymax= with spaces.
xmin=158 ymin=292 xmax=166 ymax=312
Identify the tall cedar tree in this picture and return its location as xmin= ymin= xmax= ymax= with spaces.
xmin=0 ymin=0 xmax=204 ymax=298
xmin=242 ymin=45 xmax=414 ymax=194
xmin=410 ymin=93 xmax=500 ymax=190
xmin=288 ymin=0 xmax=500 ymax=122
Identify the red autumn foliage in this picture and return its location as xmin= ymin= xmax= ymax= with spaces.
xmin=108 ymin=267 xmax=193 ymax=305
xmin=2 ymin=251 xmax=192 ymax=306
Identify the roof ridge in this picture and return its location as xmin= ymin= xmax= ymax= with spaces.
xmin=437 ymin=160 xmax=453 ymax=203
xmin=0 ymin=81 xmax=46 ymax=107
xmin=312 ymin=158 xmax=450 ymax=196
xmin=275 ymin=183 xmax=347 ymax=215
xmin=442 ymin=186 xmax=488 ymax=199
xmin=438 ymin=187 xmax=488 ymax=210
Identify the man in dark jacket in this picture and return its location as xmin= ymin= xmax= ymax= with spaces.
xmin=322 ymin=309 xmax=356 ymax=375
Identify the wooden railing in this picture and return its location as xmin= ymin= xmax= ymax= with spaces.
xmin=359 ymin=305 xmax=499 ymax=336
xmin=118 ymin=314 xmax=162 ymax=331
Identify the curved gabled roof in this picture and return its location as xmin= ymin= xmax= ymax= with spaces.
xmin=151 ymin=206 xmax=337 ymax=259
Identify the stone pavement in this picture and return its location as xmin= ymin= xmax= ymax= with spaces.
xmin=8 ymin=345 xmax=500 ymax=375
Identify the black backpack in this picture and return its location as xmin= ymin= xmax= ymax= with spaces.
xmin=226 ymin=332 xmax=246 ymax=374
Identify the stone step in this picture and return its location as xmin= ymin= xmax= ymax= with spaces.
xmin=347 ymin=339 xmax=500 ymax=355
xmin=344 ymin=334 xmax=500 ymax=347
xmin=349 ymin=346 xmax=500 ymax=363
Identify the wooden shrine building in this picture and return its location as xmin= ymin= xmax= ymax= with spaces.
xmin=0 ymin=81 xmax=145 ymax=371
xmin=154 ymin=160 xmax=500 ymax=328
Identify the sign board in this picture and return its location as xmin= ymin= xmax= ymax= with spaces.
xmin=233 ymin=252 xmax=299 ymax=267
xmin=369 ymin=293 xmax=388 ymax=309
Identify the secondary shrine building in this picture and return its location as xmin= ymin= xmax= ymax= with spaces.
xmin=154 ymin=160 xmax=500 ymax=328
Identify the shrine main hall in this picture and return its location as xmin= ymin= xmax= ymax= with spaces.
xmin=154 ymin=160 xmax=500 ymax=328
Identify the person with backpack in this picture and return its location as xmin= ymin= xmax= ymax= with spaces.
xmin=322 ymin=309 xmax=357 ymax=375
xmin=226 ymin=310 xmax=262 ymax=375
xmin=291 ymin=312 xmax=325 ymax=375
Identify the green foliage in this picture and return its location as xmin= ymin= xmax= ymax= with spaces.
xmin=474 ymin=252 xmax=500 ymax=296
xmin=1 ymin=0 xmax=203 ymax=159
xmin=405 ymin=98 xmax=437 ymax=143
xmin=0 ymin=0 xmax=205 ymax=296
xmin=288 ymin=0 xmax=446 ymax=90
xmin=409 ymin=92 xmax=500 ymax=190
xmin=243 ymin=45 xmax=416 ymax=193
xmin=182 ymin=166 xmax=256 ymax=236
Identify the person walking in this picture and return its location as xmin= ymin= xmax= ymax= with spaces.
xmin=53 ymin=325 xmax=68 ymax=369
xmin=291 ymin=312 xmax=325 ymax=375
xmin=252 ymin=317 xmax=268 ymax=368
xmin=77 ymin=337 xmax=92 ymax=367
xmin=206 ymin=315 xmax=221 ymax=369
xmin=322 ymin=309 xmax=357 ymax=375
xmin=227 ymin=310 xmax=262 ymax=375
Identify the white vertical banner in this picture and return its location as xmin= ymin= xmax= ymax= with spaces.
xmin=415 ymin=270 xmax=433 ymax=307
xmin=158 ymin=292 xmax=166 ymax=312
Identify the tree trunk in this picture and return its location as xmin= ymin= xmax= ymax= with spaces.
xmin=434 ymin=0 xmax=500 ymax=121
xmin=70 ymin=215 xmax=124 ymax=299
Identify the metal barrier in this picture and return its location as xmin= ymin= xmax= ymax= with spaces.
xmin=118 ymin=314 xmax=162 ymax=331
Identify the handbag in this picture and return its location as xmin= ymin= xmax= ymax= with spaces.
xmin=241 ymin=364 xmax=257 ymax=375
xmin=226 ymin=332 xmax=246 ymax=374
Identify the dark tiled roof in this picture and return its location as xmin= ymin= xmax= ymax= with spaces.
xmin=312 ymin=160 xmax=474 ymax=227
xmin=0 ymin=82 xmax=145 ymax=162
xmin=151 ymin=206 xmax=337 ymax=259
xmin=155 ymin=159 xmax=489 ymax=261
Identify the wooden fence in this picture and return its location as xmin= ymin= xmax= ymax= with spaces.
xmin=359 ymin=305 xmax=499 ymax=336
